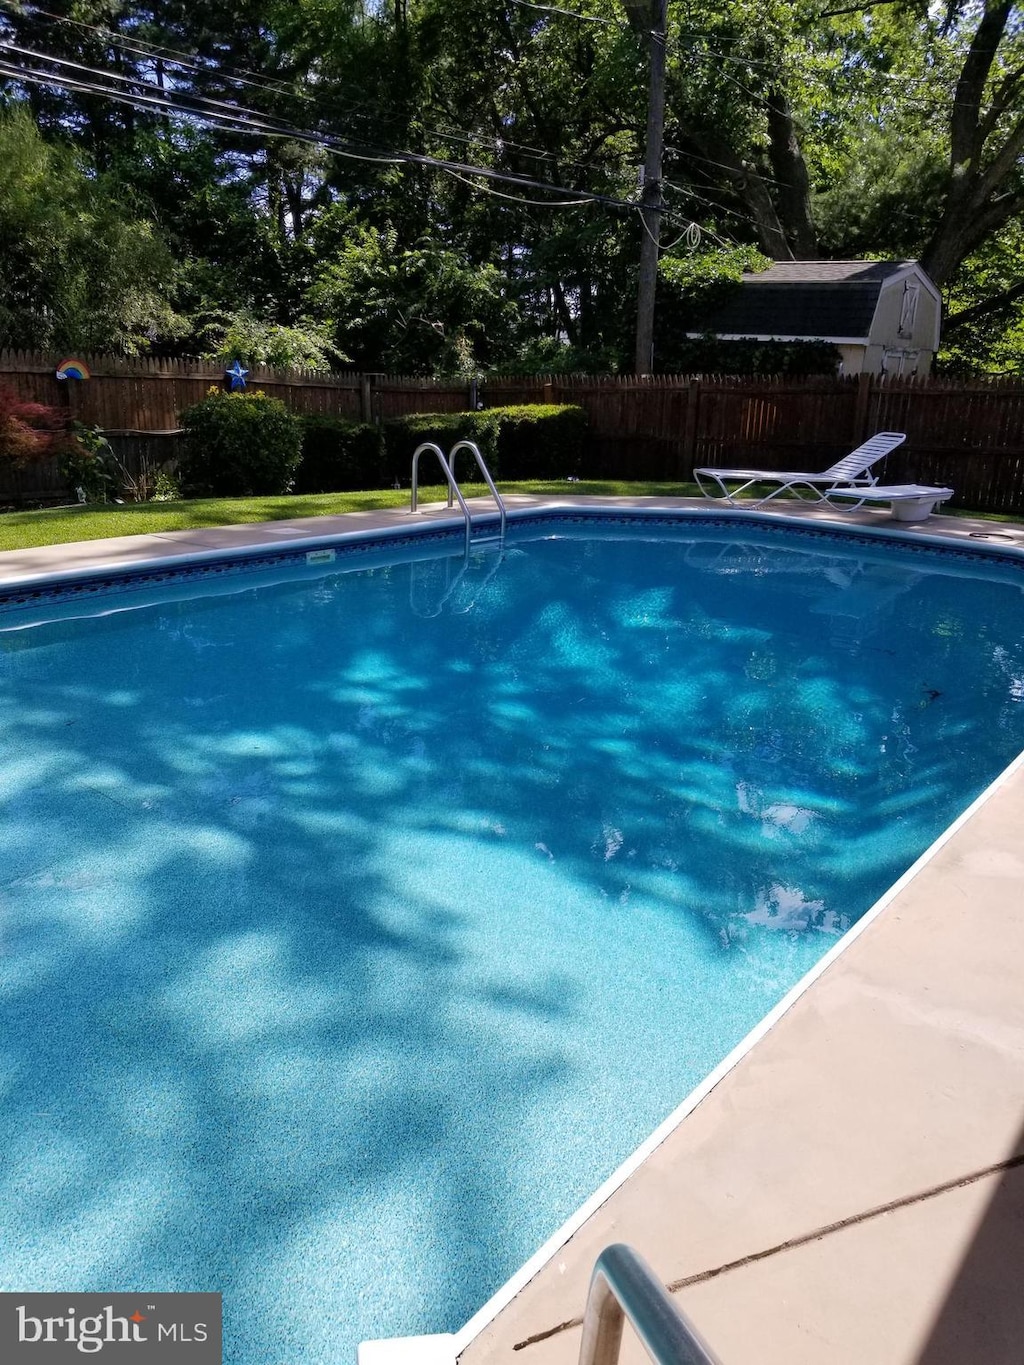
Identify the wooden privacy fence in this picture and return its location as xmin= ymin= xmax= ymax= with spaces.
xmin=2 ymin=350 xmax=1024 ymax=512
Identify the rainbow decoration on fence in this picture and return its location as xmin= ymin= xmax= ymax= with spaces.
xmin=55 ymin=358 xmax=91 ymax=380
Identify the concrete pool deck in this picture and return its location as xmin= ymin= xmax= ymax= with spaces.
xmin=2 ymin=495 xmax=1023 ymax=1364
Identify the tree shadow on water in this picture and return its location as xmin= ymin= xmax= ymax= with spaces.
xmin=0 ymin=628 xmax=577 ymax=1360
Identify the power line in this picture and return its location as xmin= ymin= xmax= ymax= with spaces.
xmin=0 ymin=43 xmax=708 ymax=227
xmin=0 ymin=0 xmax=299 ymax=98
xmin=0 ymin=38 xmax=328 ymax=138
xmin=4 ymin=0 xmax=956 ymax=114
xmin=12 ymin=0 xmax=937 ymax=201
xmin=442 ymin=165 xmax=603 ymax=207
xmin=0 ymin=0 xmax=647 ymax=185
xmin=507 ymin=0 xmax=620 ymax=26
xmin=661 ymin=177 xmax=764 ymax=234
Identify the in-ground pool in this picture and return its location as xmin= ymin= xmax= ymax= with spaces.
xmin=2 ymin=511 xmax=1024 ymax=1363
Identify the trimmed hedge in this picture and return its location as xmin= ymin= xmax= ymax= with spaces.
xmin=382 ymin=410 xmax=501 ymax=483
xmin=383 ymin=404 xmax=586 ymax=483
xmin=253 ymin=403 xmax=591 ymax=495
xmin=178 ymin=389 xmax=302 ymax=496
xmin=493 ymin=404 xmax=586 ymax=479
xmin=294 ymin=416 xmax=384 ymax=493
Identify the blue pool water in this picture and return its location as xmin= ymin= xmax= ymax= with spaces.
xmin=3 ymin=513 xmax=1024 ymax=1361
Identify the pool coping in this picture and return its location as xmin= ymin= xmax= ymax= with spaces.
xmin=4 ymin=494 xmax=1024 ymax=1364
xmin=3 ymin=496 xmax=1024 ymax=596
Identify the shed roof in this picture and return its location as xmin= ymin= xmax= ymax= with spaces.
xmin=694 ymin=260 xmax=923 ymax=341
xmin=740 ymin=261 xmax=917 ymax=285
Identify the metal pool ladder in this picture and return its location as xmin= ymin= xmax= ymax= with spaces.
xmin=409 ymin=440 xmax=507 ymax=558
xmin=579 ymin=1244 xmax=722 ymax=1365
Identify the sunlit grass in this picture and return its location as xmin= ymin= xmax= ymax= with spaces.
xmin=0 ymin=482 xmax=701 ymax=551
xmin=0 ymin=479 xmax=1014 ymax=552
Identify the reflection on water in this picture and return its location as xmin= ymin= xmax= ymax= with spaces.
xmin=2 ymin=521 xmax=1024 ymax=1362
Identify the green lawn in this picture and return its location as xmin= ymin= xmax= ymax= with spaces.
xmin=0 ymin=480 xmax=1012 ymax=553
xmin=0 ymin=481 xmax=699 ymax=552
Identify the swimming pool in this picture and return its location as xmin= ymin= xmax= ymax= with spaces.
xmin=2 ymin=510 xmax=1024 ymax=1363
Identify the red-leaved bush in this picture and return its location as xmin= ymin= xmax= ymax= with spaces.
xmin=0 ymin=385 xmax=78 ymax=464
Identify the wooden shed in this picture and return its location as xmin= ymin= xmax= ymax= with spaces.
xmin=689 ymin=260 xmax=942 ymax=377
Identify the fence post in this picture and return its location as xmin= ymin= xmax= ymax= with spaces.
xmin=853 ymin=371 xmax=873 ymax=445
xmin=681 ymin=377 xmax=700 ymax=477
xmin=359 ymin=373 xmax=373 ymax=424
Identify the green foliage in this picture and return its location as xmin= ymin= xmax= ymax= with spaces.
xmin=659 ymin=247 xmax=770 ymax=302
xmin=307 ymin=220 xmax=519 ymax=374
xmin=58 ymin=425 xmax=119 ymax=502
xmin=655 ymin=247 xmax=839 ymax=374
xmin=383 ymin=410 xmax=503 ymax=481
xmin=488 ymin=336 xmax=623 ymax=376
xmin=3 ymin=0 xmax=1024 ymax=371
xmin=937 ymin=221 xmax=1024 ymax=375
xmin=152 ymin=467 xmax=182 ymax=502
xmin=658 ymin=247 xmax=771 ymax=336
xmin=178 ymin=389 xmax=303 ymax=496
xmin=0 ymin=107 xmax=181 ymax=353
xmin=656 ymin=337 xmax=841 ymax=377
xmin=199 ymin=311 xmax=347 ymax=371
xmin=383 ymin=404 xmax=587 ymax=481
xmin=493 ymin=405 xmax=587 ymax=479
xmin=294 ymin=417 xmax=386 ymax=493
xmin=812 ymin=131 xmax=948 ymax=261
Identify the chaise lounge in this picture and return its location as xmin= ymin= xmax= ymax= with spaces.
xmin=693 ymin=431 xmax=906 ymax=508
xmin=822 ymin=482 xmax=954 ymax=521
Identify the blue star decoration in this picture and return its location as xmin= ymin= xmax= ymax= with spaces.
xmin=225 ymin=359 xmax=249 ymax=391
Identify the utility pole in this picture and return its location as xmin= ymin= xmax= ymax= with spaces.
xmin=623 ymin=0 xmax=668 ymax=375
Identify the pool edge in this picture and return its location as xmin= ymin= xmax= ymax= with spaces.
xmin=356 ymin=742 xmax=1024 ymax=1365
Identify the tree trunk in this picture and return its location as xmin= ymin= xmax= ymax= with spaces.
xmin=921 ymin=1 xmax=1017 ymax=285
xmin=766 ymin=87 xmax=817 ymax=258
xmin=923 ymin=188 xmax=1024 ymax=285
xmin=285 ymin=176 xmax=306 ymax=240
xmin=552 ymin=279 xmax=578 ymax=346
xmin=728 ymin=157 xmax=794 ymax=260
xmin=682 ymin=131 xmax=794 ymax=259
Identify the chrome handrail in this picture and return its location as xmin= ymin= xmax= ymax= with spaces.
xmin=448 ymin=439 xmax=507 ymax=545
xmin=409 ymin=442 xmax=473 ymax=558
xmin=579 ymin=1245 xmax=721 ymax=1365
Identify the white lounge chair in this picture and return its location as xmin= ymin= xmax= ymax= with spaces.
xmin=824 ymin=483 xmax=954 ymax=521
xmin=693 ymin=431 xmax=906 ymax=508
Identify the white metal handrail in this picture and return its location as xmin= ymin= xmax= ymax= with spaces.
xmin=409 ymin=442 xmax=474 ymax=557
xmin=579 ymin=1245 xmax=721 ymax=1365
xmin=409 ymin=440 xmax=506 ymax=558
xmin=448 ymin=439 xmax=507 ymax=544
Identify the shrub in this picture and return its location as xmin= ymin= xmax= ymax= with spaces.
xmin=493 ymin=404 xmax=587 ymax=479
xmin=383 ymin=404 xmax=586 ymax=484
xmin=59 ymin=424 xmax=120 ymax=502
xmin=656 ymin=336 xmax=841 ymax=376
xmin=382 ymin=410 xmax=502 ymax=485
xmin=294 ymin=416 xmax=385 ymax=493
xmin=0 ymin=385 xmax=76 ymax=465
xmin=177 ymin=388 xmax=302 ymax=496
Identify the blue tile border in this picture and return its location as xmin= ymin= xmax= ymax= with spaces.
xmin=1 ymin=507 xmax=1022 ymax=615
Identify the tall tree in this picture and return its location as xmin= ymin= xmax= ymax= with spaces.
xmin=0 ymin=105 xmax=179 ymax=351
xmin=921 ymin=1 xmax=1024 ymax=286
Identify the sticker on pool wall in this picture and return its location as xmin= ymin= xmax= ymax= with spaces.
xmin=306 ymin=548 xmax=336 ymax=565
